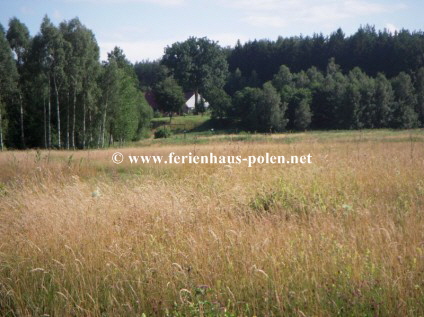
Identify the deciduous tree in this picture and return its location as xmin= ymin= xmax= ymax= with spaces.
xmin=162 ymin=37 xmax=229 ymax=107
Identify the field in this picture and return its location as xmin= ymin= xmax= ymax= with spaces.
xmin=151 ymin=115 xmax=213 ymax=133
xmin=1 ymin=129 xmax=424 ymax=316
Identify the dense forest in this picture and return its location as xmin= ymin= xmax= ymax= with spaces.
xmin=1 ymin=17 xmax=424 ymax=150
xmin=138 ymin=26 xmax=424 ymax=132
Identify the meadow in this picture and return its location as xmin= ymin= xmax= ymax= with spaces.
xmin=0 ymin=129 xmax=424 ymax=316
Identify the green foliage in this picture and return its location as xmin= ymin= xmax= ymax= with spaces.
xmin=233 ymin=87 xmax=262 ymax=131
xmin=59 ymin=17 xmax=100 ymax=148
xmin=100 ymin=49 xmax=151 ymax=145
xmin=4 ymin=16 xmax=151 ymax=150
xmin=262 ymin=82 xmax=287 ymax=131
xmin=374 ymin=73 xmax=393 ymax=128
xmin=162 ymin=37 xmax=229 ymax=94
xmin=294 ymin=98 xmax=312 ymax=130
xmin=0 ymin=23 xmax=19 ymax=150
xmin=135 ymin=96 xmax=153 ymax=140
xmin=109 ymin=68 xmax=142 ymax=142
xmin=134 ymin=60 xmax=168 ymax=90
xmin=194 ymin=97 xmax=206 ymax=115
xmin=153 ymin=77 xmax=185 ymax=120
xmin=3 ymin=18 xmax=424 ymax=149
xmin=153 ymin=110 xmax=163 ymax=118
xmin=414 ymin=67 xmax=424 ymax=127
xmin=234 ymin=82 xmax=287 ymax=132
xmin=272 ymin=65 xmax=293 ymax=91
xmin=271 ymin=67 xmax=312 ymax=130
xmin=154 ymin=126 xmax=172 ymax=138
xmin=306 ymin=66 xmax=325 ymax=89
xmin=204 ymin=88 xmax=232 ymax=119
xmin=228 ymin=25 xmax=424 ymax=85
xmin=6 ymin=17 xmax=30 ymax=68
xmin=225 ymin=68 xmax=246 ymax=96
xmin=391 ymin=72 xmax=419 ymax=128
xmin=151 ymin=114 xmax=211 ymax=133
xmin=0 ymin=182 xmax=6 ymax=196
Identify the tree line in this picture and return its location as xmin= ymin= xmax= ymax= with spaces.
xmin=227 ymin=25 xmax=424 ymax=83
xmin=136 ymin=30 xmax=424 ymax=132
xmin=225 ymin=60 xmax=424 ymax=131
xmin=2 ymin=17 xmax=424 ymax=150
xmin=0 ymin=16 xmax=152 ymax=150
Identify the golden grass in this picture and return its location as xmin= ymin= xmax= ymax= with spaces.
xmin=0 ymin=132 xmax=424 ymax=316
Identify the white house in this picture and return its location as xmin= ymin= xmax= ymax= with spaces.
xmin=145 ymin=90 xmax=209 ymax=113
xmin=184 ymin=92 xmax=210 ymax=111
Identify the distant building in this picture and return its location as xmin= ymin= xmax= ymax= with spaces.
xmin=145 ymin=90 xmax=209 ymax=113
xmin=183 ymin=92 xmax=210 ymax=112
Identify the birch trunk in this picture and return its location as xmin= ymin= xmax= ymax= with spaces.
xmin=19 ymin=93 xmax=25 ymax=148
xmin=66 ymin=92 xmax=70 ymax=149
xmin=88 ymin=109 xmax=93 ymax=146
xmin=72 ymin=85 xmax=76 ymax=149
xmin=48 ymin=76 xmax=52 ymax=149
xmin=102 ymin=108 xmax=107 ymax=148
xmin=108 ymin=132 xmax=111 ymax=147
xmin=101 ymin=98 xmax=108 ymax=148
xmin=97 ymin=122 xmax=102 ymax=148
xmin=82 ymin=95 xmax=86 ymax=149
xmin=43 ymin=98 xmax=47 ymax=148
xmin=53 ymin=75 xmax=61 ymax=148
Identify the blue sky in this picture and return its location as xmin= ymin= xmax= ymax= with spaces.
xmin=1 ymin=0 xmax=423 ymax=63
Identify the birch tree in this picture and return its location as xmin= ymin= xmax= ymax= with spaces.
xmin=0 ymin=24 xmax=19 ymax=150
xmin=40 ymin=16 xmax=67 ymax=148
xmin=7 ymin=17 xmax=30 ymax=148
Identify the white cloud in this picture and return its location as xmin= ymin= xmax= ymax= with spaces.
xmin=64 ymin=0 xmax=185 ymax=6
xmin=99 ymin=26 xmax=148 ymax=42
xmin=99 ymin=33 xmax=248 ymax=62
xmin=228 ymin=0 xmax=288 ymax=11
xmin=99 ymin=39 xmax=169 ymax=62
xmin=385 ymin=23 xmax=398 ymax=34
xmin=222 ymin=0 xmax=406 ymax=28
xmin=243 ymin=16 xmax=287 ymax=28
xmin=208 ymin=33 xmax=249 ymax=48
xmin=20 ymin=6 xmax=35 ymax=15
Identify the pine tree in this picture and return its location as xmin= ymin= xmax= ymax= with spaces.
xmin=414 ymin=67 xmax=424 ymax=127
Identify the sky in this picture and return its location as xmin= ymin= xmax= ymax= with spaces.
xmin=1 ymin=0 xmax=423 ymax=63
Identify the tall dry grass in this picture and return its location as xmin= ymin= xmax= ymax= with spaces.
xmin=0 ymin=135 xmax=423 ymax=316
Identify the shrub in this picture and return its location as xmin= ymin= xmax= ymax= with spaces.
xmin=154 ymin=126 xmax=172 ymax=138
